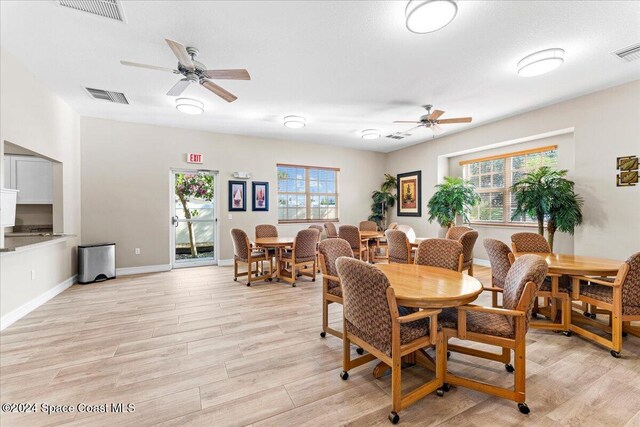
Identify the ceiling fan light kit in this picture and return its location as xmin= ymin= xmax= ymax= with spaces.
xmin=517 ymin=48 xmax=565 ymax=77
xmin=283 ymin=116 xmax=306 ymax=129
xmin=176 ymin=98 xmax=204 ymax=115
xmin=405 ymin=0 xmax=458 ymax=34
xmin=361 ymin=129 xmax=381 ymax=140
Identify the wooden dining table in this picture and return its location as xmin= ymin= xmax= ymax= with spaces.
xmin=513 ymin=252 xmax=622 ymax=276
xmin=372 ymin=263 xmax=484 ymax=377
xmin=254 ymin=237 xmax=295 ymax=280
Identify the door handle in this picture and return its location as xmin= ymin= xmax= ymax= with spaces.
xmin=172 ymin=215 xmax=179 ymax=227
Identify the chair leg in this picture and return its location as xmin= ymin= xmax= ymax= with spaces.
xmin=341 ymin=319 xmax=351 ymax=379
xmin=468 ymin=264 xmax=474 ymax=276
xmin=321 ymin=298 xmax=329 ymax=337
xmin=233 ymin=260 xmax=238 ymax=281
xmin=391 ymin=350 xmax=402 ymax=417
xmin=492 ymin=292 xmax=498 ymax=308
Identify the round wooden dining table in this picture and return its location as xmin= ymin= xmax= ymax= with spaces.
xmin=254 ymin=237 xmax=295 ymax=279
xmin=513 ymin=252 xmax=622 ymax=276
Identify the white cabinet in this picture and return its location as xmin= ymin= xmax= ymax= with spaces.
xmin=3 ymin=155 xmax=53 ymax=204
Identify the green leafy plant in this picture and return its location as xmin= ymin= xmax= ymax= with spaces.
xmin=511 ymin=166 xmax=583 ymax=251
xmin=175 ymin=173 xmax=214 ymax=257
xmin=368 ymin=174 xmax=397 ymax=229
xmin=427 ymin=176 xmax=480 ymax=228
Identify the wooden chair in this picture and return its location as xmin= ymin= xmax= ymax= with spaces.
xmin=359 ymin=220 xmax=377 ymax=231
xmin=318 ymin=238 xmax=354 ymax=340
xmin=440 ymin=254 xmax=548 ymax=414
xmin=414 ymin=238 xmax=464 ymax=272
xmin=278 ymin=229 xmax=319 ymax=286
xmin=255 ymin=224 xmax=278 ymax=267
xmin=447 ymin=228 xmax=478 ymax=276
xmin=570 ymin=252 xmax=640 ymax=357
xmin=338 ymin=225 xmax=368 ymax=262
xmin=483 ymin=238 xmax=515 ymax=307
xmin=230 ymin=228 xmax=272 ymax=286
xmin=324 ymin=222 xmax=338 ymax=238
xmin=336 ymin=257 xmax=445 ymax=424
xmin=511 ymin=232 xmax=571 ymax=334
xmin=308 ymin=224 xmax=324 ymax=272
xmin=385 ymin=229 xmax=413 ymax=264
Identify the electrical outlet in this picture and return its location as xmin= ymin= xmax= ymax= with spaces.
xmin=31 ymin=270 xmax=36 ymax=280
xmin=228 ymin=214 xmax=232 ymax=220
xmin=135 ymin=248 xmax=141 ymax=255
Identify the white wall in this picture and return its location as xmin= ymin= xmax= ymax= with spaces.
xmin=386 ymin=80 xmax=640 ymax=261
xmin=0 ymin=48 xmax=81 ymax=321
xmin=80 ymin=118 xmax=385 ymax=268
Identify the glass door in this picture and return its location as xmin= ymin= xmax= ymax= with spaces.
xmin=171 ymin=170 xmax=217 ymax=268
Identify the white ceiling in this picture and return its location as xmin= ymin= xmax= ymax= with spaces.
xmin=1 ymin=1 xmax=639 ymax=152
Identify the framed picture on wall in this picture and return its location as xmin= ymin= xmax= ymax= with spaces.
xmin=397 ymin=171 xmax=421 ymax=217
xmin=252 ymin=181 xmax=269 ymax=211
xmin=228 ymin=180 xmax=246 ymax=211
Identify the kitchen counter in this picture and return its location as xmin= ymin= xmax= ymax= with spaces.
xmin=1 ymin=233 xmax=76 ymax=253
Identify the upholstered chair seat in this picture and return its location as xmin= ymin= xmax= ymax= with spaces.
xmin=324 ymin=222 xmax=338 ymax=238
xmin=338 ymin=224 xmax=368 ymax=261
xmin=386 ymin=229 xmax=412 ymax=264
xmin=359 ymin=220 xmax=378 ymax=231
xmin=511 ymin=232 xmax=551 ymax=253
xmin=231 ymin=228 xmax=272 ymax=286
xmin=439 ymin=310 xmax=515 ymax=338
xmin=278 ymin=228 xmax=319 ymax=285
xmin=414 ymin=238 xmax=464 ymax=272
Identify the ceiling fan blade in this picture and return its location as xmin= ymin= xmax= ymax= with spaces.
xmin=203 ymin=69 xmax=251 ymax=80
xmin=431 ymin=124 xmax=445 ymax=135
xmin=427 ymin=109 xmax=445 ymax=120
xmin=120 ymin=60 xmax=178 ymax=73
xmin=437 ymin=117 xmax=473 ymax=124
xmin=393 ymin=121 xmax=421 ymax=123
xmin=167 ymin=79 xmax=191 ymax=96
xmin=165 ymin=38 xmax=194 ymax=69
xmin=201 ymin=79 xmax=237 ymax=102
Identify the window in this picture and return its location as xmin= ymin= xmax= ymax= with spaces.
xmin=277 ymin=164 xmax=339 ymax=223
xmin=462 ymin=145 xmax=558 ymax=224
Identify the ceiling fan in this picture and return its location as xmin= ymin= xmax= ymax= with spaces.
xmin=121 ymin=39 xmax=250 ymax=103
xmin=392 ymin=104 xmax=472 ymax=137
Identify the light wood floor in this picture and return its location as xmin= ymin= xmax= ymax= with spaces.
xmin=1 ymin=264 xmax=639 ymax=426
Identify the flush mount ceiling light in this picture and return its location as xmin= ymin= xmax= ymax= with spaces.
xmin=517 ymin=48 xmax=565 ymax=77
xmin=405 ymin=0 xmax=458 ymax=34
xmin=283 ymin=115 xmax=306 ymax=129
xmin=361 ymin=129 xmax=381 ymax=140
xmin=176 ymin=98 xmax=204 ymax=114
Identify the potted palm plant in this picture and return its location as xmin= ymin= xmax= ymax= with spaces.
xmin=427 ymin=176 xmax=480 ymax=228
xmin=369 ymin=174 xmax=397 ymax=229
xmin=511 ymin=166 xmax=583 ymax=251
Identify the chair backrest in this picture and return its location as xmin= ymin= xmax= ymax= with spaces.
xmin=293 ymin=229 xmax=319 ymax=260
xmin=385 ymin=229 xmax=411 ymax=264
xmin=255 ymin=224 xmax=278 ymax=239
xmin=318 ymin=238 xmax=354 ymax=288
xmin=397 ymin=224 xmax=416 ymax=243
xmin=308 ymin=224 xmax=324 ymax=241
xmin=511 ymin=232 xmax=550 ymax=253
xmin=339 ymin=225 xmax=361 ymax=250
xmin=415 ymin=238 xmax=463 ymax=271
xmin=502 ymin=254 xmax=548 ymax=331
xmin=483 ymin=238 xmax=513 ymax=289
xmin=359 ymin=220 xmax=378 ymax=231
xmin=387 ymin=222 xmax=398 ymax=230
xmin=324 ymin=222 xmax=338 ymax=238
xmin=336 ymin=257 xmax=395 ymax=356
xmin=446 ymin=226 xmax=473 ymax=241
xmin=622 ymin=252 xmax=640 ymax=311
xmin=458 ymin=230 xmax=479 ymax=264
xmin=230 ymin=228 xmax=250 ymax=260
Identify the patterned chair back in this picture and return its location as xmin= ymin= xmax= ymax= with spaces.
xmin=385 ymin=229 xmax=411 ymax=264
xmin=483 ymin=238 xmax=513 ymax=289
xmin=387 ymin=222 xmax=398 ymax=230
xmin=458 ymin=230 xmax=479 ymax=264
xmin=318 ymin=238 xmax=354 ymax=288
xmin=339 ymin=225 xmax=362 ymax=251
xmin=622 ymin=252 xmax=640 ymax=313
xmin=359 ymin=220 xmax=378 ymax=231
xmin=396 ymin=224 xmax=416 ymax=243
xmin=502 ymin=254 xmax=548 ymax=331
xmin=511 ymin=232 xmax=550 ymax=253
xmin=446 ymin=226 xmax=473 ymax=241
xmin=324 ymin=222 xmax=338 ymax=238
xmin=294 ymin=229 xmax=319 ymax=261
xmin=230 ymin=228 xmax=250 ymax=260
xmin=415 ymin=238 xmax=463 ymax=271
xmin=308 ymin=224 xmax=324 ymax=241
xmin=336 ymin=257 xmax=394 ymax=356
xmin=255 ymin=224 xmax=278 ymax=239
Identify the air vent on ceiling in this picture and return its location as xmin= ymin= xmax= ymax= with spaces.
xmin=386 ymin=132 xmax=412 ymax=140
xmin=614 ymin=43 xmax=640 ymax=63
xmin=85 ymin=87 xmax=129 ymax=104
xmin=58 ymin=0 xmax=126 ymax=22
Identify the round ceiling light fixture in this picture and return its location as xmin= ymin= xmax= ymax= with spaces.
xmin=517 ymin=48 xmax=565 ymax=77
xmin=175 ymin=98 xmax=204 ymax=115
xmin=361 ymin=129 xmax=381 ymax=140
xmin=405 ymin=0 xmax=458 ymax=34
xmin=283 ymin=115 xmax=306 ymax=129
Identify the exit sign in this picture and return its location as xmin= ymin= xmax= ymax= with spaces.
xmin=187 ymin=153 xmax=203 ymax=164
